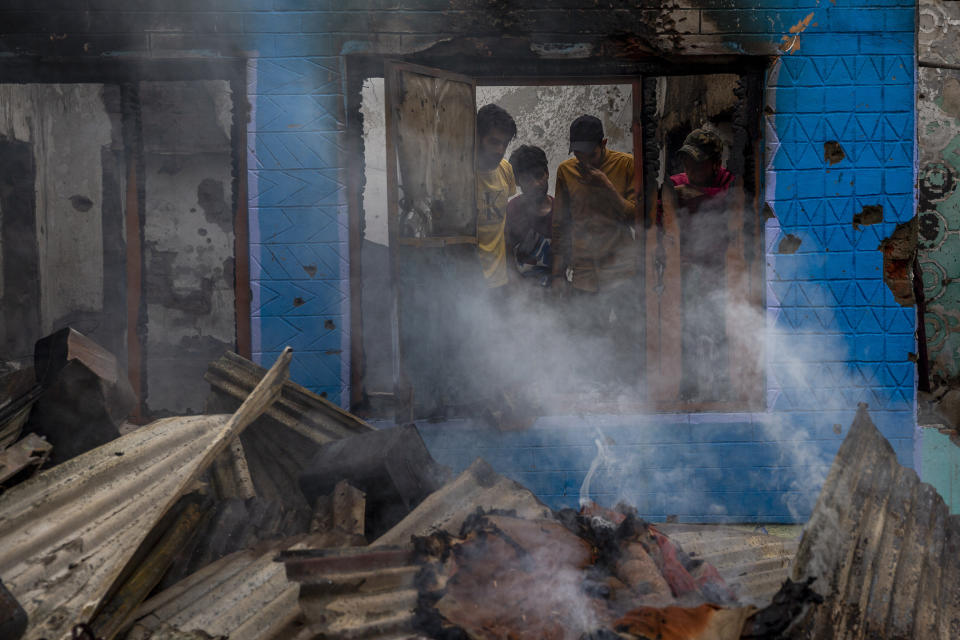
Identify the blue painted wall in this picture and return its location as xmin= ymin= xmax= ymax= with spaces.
xmin=248 ymin=51 xmax=350 ymax=406
xmin=236 ymin=1 xmax=917 ymax=521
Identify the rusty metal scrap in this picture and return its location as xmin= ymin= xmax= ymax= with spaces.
xmin=0 ymin=348 xmax=291 ymax=640
xmin=790 ymin=403 xmax=960 ymax=639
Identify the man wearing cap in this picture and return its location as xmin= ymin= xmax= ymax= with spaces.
xmin=552 ymin=114 xmax=639 ymax=388
xmin=669 ymin=127 xmax=734 ymax=211
xmin=668 ymin=127 xmax=734 ymax=401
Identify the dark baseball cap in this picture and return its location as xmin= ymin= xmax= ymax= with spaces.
xmin=678 ymin=128 xmax=723 ymax=163
xmin=569 ymin=115 xmax=604 ymax=153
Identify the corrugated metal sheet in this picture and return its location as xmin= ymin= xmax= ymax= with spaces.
xmin=0 ymin=349 xmax=290 ymax=640
xmin=129 ymin=538 xmax=311 ymax=640
xmin=205 ymin=352 xmax=374 ymax=444
xmin=373 ymin=458 xmax=552 ymax=546
xmin=281 ymin=546 xmax=422 ymax=639
xmin=790 ymin=404 xmax=960 ymax=639
xmin=657 ymin=524 xmax=798 ymax=607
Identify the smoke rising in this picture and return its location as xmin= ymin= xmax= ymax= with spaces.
xmin=359 ymin=76 xmax=872 ymax=528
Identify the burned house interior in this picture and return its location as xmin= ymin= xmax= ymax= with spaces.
xmin=0 ymin=1 xmax=956 ymax=639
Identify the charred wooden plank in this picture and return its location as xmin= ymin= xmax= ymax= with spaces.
xmin=0 ymin=368 xmax=39 ymax=450
xmin=26 ymin=328 xmax=136 ymax=464
xmin=0 ymin=433 xmax=51 ymax=486
xmin=298 ymin=424 xmax=450 ymax=539
xmin=0 ymin=579 xmax=26 ymax=640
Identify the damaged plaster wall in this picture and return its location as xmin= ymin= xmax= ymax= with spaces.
xmin=916 ymin=0 xmax=960 ymax=510
xmin=918 ymin=0 xmax=960 ymax=387
xmin=0 ymin=84 xmax=124 ymax=365
xmin=141 ymin=81 xmax=236 ymax=416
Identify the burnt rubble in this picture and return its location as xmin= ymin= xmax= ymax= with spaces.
xmin=0 ymin=333 xmax=948 ymax=639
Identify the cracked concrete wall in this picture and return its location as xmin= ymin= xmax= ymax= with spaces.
xmin=919 ymin=0 xmax=960 ymax=386
xmin=0 ymin=84 xmax=125 ymax=365
xmin=141 ymin=80 xmax=236 ymax=416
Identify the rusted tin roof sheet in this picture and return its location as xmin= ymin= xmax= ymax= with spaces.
xmin=129 ymin=540 xmax=306 ymax=640
xmin=790 ymin=404 xmax=960 ymax=639
xmin=205 ymin=351 xmax=374 ymax=444
xmin=373 ymin=458 xmax=552 ymax=546
xmin=0 ymin=349 xmax=291 ymax=640
xmin=281 ymin=546 xmax=421 ymax=639
xmin=657 ymin=524 xmax=798 ymax=607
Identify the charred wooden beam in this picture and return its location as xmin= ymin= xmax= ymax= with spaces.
xmin=0 ymin=433 xmax=51 ymax=487
xmin=298 ymin=424 xmax=450 ymax=539
xmin=26 ymin=327 xmax=136 ymax=464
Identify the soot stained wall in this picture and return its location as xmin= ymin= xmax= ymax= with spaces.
xmin=141 ymin=80 xmax=237 ymax=416
xmin=0 ymin=0 xmax=917 ymax=521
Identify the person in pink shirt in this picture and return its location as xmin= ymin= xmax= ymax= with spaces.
xmin=669 ymin=127 xmax=734 ymax=211
xmin=669 ymin=127 xmax=735 ymax=401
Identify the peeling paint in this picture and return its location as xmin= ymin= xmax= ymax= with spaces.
xmin=938 ymin=76 xmax=960 ymax=118
xmin=777 ymin=234 xmax=802 ymax=254
xmin=920 ymin=60 xmax=960 ymax=382
xmin=853 ymin=204 xmax=883 ymax=230
xmin=823 ymin=141 xmax=845 ymax=165
xmin=778 ymin=12 xmax=815 ymax=54
xmin=880 ymin=217 xmax=918 ymax=307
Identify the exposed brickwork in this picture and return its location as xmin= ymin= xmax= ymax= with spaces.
xmin=0 ymin=0 xmax=917 ymax=520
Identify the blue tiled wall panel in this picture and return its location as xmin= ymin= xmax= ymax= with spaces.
xmin=242 ymin=1 xmax=916 ymax=521
xmin=248 ymin=29 xmax=350 ymax=403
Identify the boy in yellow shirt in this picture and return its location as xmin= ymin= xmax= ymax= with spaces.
xmin=476 ymin=104 xmax=517 ymax=289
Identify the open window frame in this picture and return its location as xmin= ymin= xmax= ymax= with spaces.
xmin=345 ymin=51 xmax=768 ymax=420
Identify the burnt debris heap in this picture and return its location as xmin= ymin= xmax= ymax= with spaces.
xmin=0 ymin=332 xmax=951 ymax=639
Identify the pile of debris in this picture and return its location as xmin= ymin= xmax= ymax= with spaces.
xmin=0 ymin=328 xmax=398 ymax=640
xmin=0 ymin=329 xmax=956 ymax=639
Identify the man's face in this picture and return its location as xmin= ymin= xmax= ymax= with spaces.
xmin=478 ymin=127 xmax=512 ymax=171
xmin=683 ymin=156 xmax=719 ymax=188
xmin=573 ymin=139 xmax=606 ymax=170
xmin=518 ymin=167 xmax=549 ymax=200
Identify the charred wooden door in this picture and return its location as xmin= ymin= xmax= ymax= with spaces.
xmin=384 ymin=62 xmax=478 ymax=421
